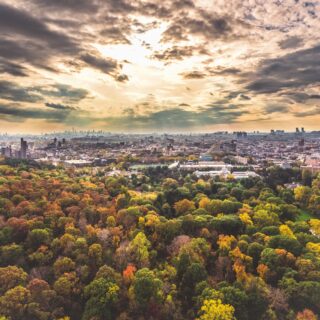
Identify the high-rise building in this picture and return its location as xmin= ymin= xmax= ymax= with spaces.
xmin=301 ymin=127 xmax=305 ymax=133
xmin=1 ymin=146 xmax=12 ymax=158
xmin=296 ymin=128 xmax=300 ymax=133
xmin=20 ymin=138 xmax=28 ymax=159
xmin=299 ymin=139 xmax=305 ymax=147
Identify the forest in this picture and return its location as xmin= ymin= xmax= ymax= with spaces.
xmin=0 ymin=163 xmax=319 ymax=320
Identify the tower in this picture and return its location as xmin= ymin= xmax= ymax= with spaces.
xmin=20 ymin=138 xmax=28 ymax=159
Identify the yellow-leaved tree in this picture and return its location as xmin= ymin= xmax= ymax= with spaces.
xmin=309 ymin=219 xmax=320 ymax=237
xmin=279 ymin=225 xmax=296 ymax=239
xmin=197 ymin=299 xmax=235 ymax=320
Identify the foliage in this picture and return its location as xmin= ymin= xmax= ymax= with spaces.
xmin=0 ymin=164 xmax=318 ymax=319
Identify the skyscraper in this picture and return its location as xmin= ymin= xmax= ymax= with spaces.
xmin=20 ymin=138 xmax=28 ymax=159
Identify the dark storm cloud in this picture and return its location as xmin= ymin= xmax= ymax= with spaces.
xmin=0 ymin=3 xmax=81 ymax=73
xmin=36 ymin=84 xmax=89 ymax=102
xmin=45 ymin=103 xmax=75 ymax=110
xmin=278 ymin=36 xmax=304 ymax=49
xmin=0 ymin=81 xmax=43 ymax=103
xmin=0 ymin=81 xmax=89 ymax=105
xmin=29 ymin=0 xmax=99 ymax=13
xmin=106 ymin=0 xmax=135 ymax=13
xmin=0 ymin=2 xmax=126 ymax=81
xmin=80 ymin=54 xmax=126 ymax=79
xmin=0 ymin=59 xmax=28 ymax=77
xmin=171 ymin=0 xmax=195 ymax=10
xmin=282 ymin=92 xmax=320 ymax=103
xmin=104 ymin=0 xmax=193 ymax=18
xmin=0 ymin=103 xmax=71 ymax=122
xmin=246 ymin=45 xmax=320 ymax=93
xmin=0 ymin=38 xmax=59 ymax=72
xmin=0 ymin=3 xmax=78 ymax=52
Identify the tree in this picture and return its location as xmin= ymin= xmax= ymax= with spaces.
xmin=302 ymin=170 xmax=313 ymax=186
xmin=220 ymin=286 xmax=249 ymax=320
xmin=294 ymin=186 xmax=312 ymax=207
xmin=53 ymin=257 xmax=76 ymax=277
xmin=53 ymin=273 xmax=78 ymax=297
xmin=0 ymin=286 xmax=31 ymax=320
xmin=174 ymin=199 xmax=195 ymax=216
xmin=247 ymin=242 xmax=264 ymax=268
xmin=197 ymin=299 xmax=235 ymax=320
xmin=253 ymin=209 xmax=279 ymax=228
xmin=1 ymin=243 xmax=23 ymax=265
xmin=309 ymin=219 xmax=320 ymax=237
xmin=268 ymin=235 xmax=303 ymax=256
xmin=88 ymin=243 xmax=103 ymax=268
xmin=0 ymin=266 xmax=27 ymax=295
xmin=131 ymin=268 xmax=163 ymax=307
xmin=180 ymin=263 xmax=207 ymax=302
xmin=217 ymin=235 xmax=237 ymax=254
xmin=28 ymin=229 xmax=51 ymax=248
xmin=296 ymin=309 xmax=318 ymax=320
xmin=129 ymin=232 xmax=151 ymax=267
xmin=279 ymin=225 xmax=296 ymax=239
xmin=83 ymin=278 xmax=119 ymax=320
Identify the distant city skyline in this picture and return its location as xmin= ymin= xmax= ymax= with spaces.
xmin=0 ymin=0 xmax=319 ymax=133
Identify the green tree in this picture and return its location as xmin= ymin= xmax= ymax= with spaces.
xmin=83 ymin=278 xmax=119 ymax=320
xmin=131 ymin=268 xmax=163 ymax=307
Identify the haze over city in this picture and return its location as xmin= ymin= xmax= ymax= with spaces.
xmin=0 ymin=0 xmax=319 ymax=133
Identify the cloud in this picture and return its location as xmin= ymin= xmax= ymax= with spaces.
xmin=160 ymin=10 xmax=248 ymax=43
xmin=115 ymin=74 xmax=130 ymax=82
xmin=181 ymin=71 xmax=207 ymax=79
xmin=294 ymin=106 xmax=320 ymax=118
xmin=0 ymin=81 xmax=89 ymax=107
xmin=80 ymin=53 xmax=127 ymax=80
xmin=29 ymin=0 xmax=99 ymax=13
xmin=0 ymin=103 xmax=71 ymax=122
xmin=100 ymin=27 xmax=131 ymax=45
xmin=0 ymin=101 xmax=248 ymax=130
xmin=0 ymin=59 xmax=28 ymax=77
xmin=103 ymin=104 xmax=247 ymax=130
xmin=45 ymin=103 xmax=75 ymax=110
xmin=180 ymin=66 xmax=243 ymax=80
xmin=264 ymin=105 xmax=289 ymax=114
xmin=239 ymin=94 xmax=251 ymax=100
xmin=0 ymin=3 xmax=79 ymax=52
xmin=36 ymin=84 xmax=89 ymax=102
xmin=0 ymin=0 xmax=319 ymax=131
xmin=246 ymin=45 xmax=320 ymax=94
xmin=278 ymin=36 xmax=304 ymax=49
xmin=209 ymin=67 xmax=242 ymax=75
xmin=0 ymin=2 xmax=127 ymax=81
xmin=0 ymin=81 xmax=43 ymax=103
xmin=282 ymin=92 xmax=320 ymax=103
xmin=152 ymin=46 xmax=208 ymax=62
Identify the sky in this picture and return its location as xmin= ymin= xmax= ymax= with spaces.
xmin=0 ymin=0 xmax=319 ymax=134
